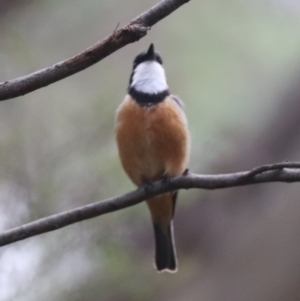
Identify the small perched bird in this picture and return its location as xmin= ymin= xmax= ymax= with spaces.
xmin=115 ymin=44 xmax=190 ymax=272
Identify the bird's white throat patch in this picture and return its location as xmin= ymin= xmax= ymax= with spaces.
xmin=131 ymin=61 xmax=168 ymax=94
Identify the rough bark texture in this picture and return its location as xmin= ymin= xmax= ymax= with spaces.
xmin=1 ymin=162 xmax=300 ymax=247
xmin=0 ymin=0 xmax=190 ymax=100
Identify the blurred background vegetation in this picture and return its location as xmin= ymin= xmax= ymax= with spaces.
xmin=2 ymin=0 xmax=300 ymax=300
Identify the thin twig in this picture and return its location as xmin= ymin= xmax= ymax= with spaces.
xmin=244 ymin=161 xmax=300 ymax=178
xmin=113 ymin=22 xmax=120 ymax=33
xmin=1 ymin=161 xmax=300 ymax=248
xmin=0 ymin=0 xmax=191 ymax=101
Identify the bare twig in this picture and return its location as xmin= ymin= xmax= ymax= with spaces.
xmin=0 ymin=0 xmax=190 ymax=101
xmin=243 ymin=161 xmax=300 ymax=178
xmin=1 ymin=161 xmax=300 ymax=247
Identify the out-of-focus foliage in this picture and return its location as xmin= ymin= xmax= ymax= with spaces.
xmin=1 ymin=0 xmax=300 ymax=300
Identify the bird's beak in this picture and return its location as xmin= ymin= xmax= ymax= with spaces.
xmin=146 ymin=43 xmax=155 ymax=60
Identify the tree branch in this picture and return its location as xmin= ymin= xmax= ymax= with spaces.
xmin=1 ymin=162 xmax=300 ymax=247
xmin=0 ymin=0 xmax=190 ymax=101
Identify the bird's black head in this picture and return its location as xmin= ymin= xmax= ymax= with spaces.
xmin=128 ymin=44 xmax=169 ymax=105
xmin=132 ymin=43 xmax=163 ymax=69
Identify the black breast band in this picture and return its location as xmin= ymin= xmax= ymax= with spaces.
xmin=128 ymin=88 xmax=169 ymax=107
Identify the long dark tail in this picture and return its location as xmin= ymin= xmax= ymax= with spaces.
xmin=147 ymin=192 xmax=178 ymax=272
xmin=153 ymin=222 xmax=177 ymax=272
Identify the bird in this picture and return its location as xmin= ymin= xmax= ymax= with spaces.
xmin=115 ymin=43 xmax=190 ymax=272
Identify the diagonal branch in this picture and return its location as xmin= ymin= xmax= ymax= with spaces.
xmin=0 ymin=0 xmax=191 ymax=101
xmin=1 ymin=162 xmax=300 ymax=248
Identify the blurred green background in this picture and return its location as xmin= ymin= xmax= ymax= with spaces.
xmin=2 ymin=1 xmax=300 ymax=300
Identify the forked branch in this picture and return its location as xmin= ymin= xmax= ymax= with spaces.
xmin=0 ymin=0 xmax=190 ymax=100
xmin=1 ymin=162 xmax=300 ymax=247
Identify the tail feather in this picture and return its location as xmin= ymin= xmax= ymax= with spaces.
xmin=153 ymin=223 xmax=177 ymax=272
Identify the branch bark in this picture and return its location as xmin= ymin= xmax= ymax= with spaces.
xmin=1 ymin=162 xmax=300 ymax=247
xmin=0 ymin=0 xmax=190 ymax=101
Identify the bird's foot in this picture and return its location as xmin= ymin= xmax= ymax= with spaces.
xmin=183 ymin=168 xmax=189 ymax=176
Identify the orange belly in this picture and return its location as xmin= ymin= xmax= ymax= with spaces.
xmin=115 ymin=95 xmax=189 ymax=186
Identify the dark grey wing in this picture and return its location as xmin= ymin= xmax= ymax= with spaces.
xmin=169 ymin=95 xmax=184 ymax=217
xmin=170 ymin=95 xmax=184 ymax=109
